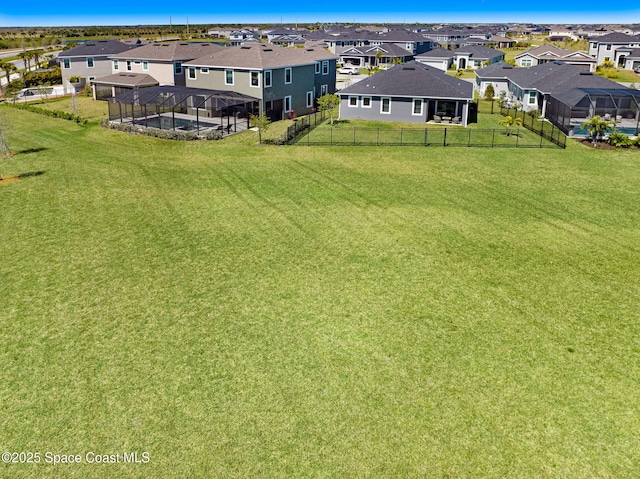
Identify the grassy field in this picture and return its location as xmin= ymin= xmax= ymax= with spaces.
xmin=1 ymin=106 xmax=639 ymax=478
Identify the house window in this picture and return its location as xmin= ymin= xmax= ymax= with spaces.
xmin=412 ymin=98 xmax=423 ymax=115
xmin=174 ymin=62 xmax=182 ymax=75
xmin=62 ymin=58 xmax=70 ymax=69
xmin=521 ymin=59 xmax=532 ymax=67
xmin=322 ymin=60 xmax=329 ymax=74
xmin=606 ymin=44 xmax=612 ymax=50
xmin=348 ymin=96 xmax=358 ymax=107
xmin=528 ymin=91 xmax=536 ymax=104
xmin=86 ymin=57 xmax=94 ymax=68
xmin=188 ymin=67 xmax=196 ymax=80
xmin=126 ymin=60 xmax=132 ymax=71
xmin=225 ymin=69 xmax=234 ymax=85
xmin=284 ymin=95 xmax=292 ymax=112
xmin=113 ymin=59 xmax=119 ymax=71
xmin=250 ymin=71 xmax=260 ymax=87
xmin=285 ymin=67 xmax=292 ymax=84
xmin=381 ymin=97 xmax=391 ymax=114
xmin=315 ymin=62 xmax=320 ymax=74
xmin=264 ymin=70 xmax=272 ymax=87
xmin=201 ymin=67 xmax=209 ymax=74
xmin=306 ymin=91 xmax=313 ymax=108
xmin=362 ymin=96 xmax=372 ymax=108
xmin=321 ymin=84 xmax=328 ymax=96
xmin=142 ymin=61 xmax=149 ymax=71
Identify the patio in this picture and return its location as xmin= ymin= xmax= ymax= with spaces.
xmin=107 ymin=85 xmax=259 ymax=136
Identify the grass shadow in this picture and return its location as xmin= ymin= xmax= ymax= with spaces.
xmin=16 ymin=147 xmax=48 ymax=155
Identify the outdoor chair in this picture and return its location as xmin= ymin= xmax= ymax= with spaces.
xmin=452 ymin=116 xmax=461 ymax=124
xmin=433 ymin=115 xmax=442 ymax=123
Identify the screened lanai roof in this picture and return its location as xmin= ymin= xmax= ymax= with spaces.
xmin=109 ymin=85 xmax=259 ymax=109
xmin=551 ymin=87 xmax=640 ymax=108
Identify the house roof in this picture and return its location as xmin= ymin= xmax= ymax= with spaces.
xmin=111 ymin=42 xmax=223 ymax=61
xmin=91 ymin=72 xmax=159 ymax=87
xmin=337 ymin=61 xmax=473 ymax=99
xmin=551 ymin=87 xmax=640 ymax=107
xmin=337 ymin=43 xmax=414 ymax=57
xmin=516 ymin=44 xmax=595 ymax=63
xmin=588 ymin=32 xmax=640 ymax=43
xmin=58 ymin=40 xmax=141 ymax=58
xmin=414 ymin=47 xmax=454 ymax=59
xmin=476 ymin=62 xmax=624 ymax=94
xmin=109 ymin=85 xmax=259 ymax=109
xmin=185 ymin=43 xmax=336 ymax=69
xmin=454 ymin=45 xmax=505 ymax=59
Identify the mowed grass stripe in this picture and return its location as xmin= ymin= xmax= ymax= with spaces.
xmin=1 ymin=107 xmax=639 ymax=478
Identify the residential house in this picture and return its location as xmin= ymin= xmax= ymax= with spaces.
xmin=58 ymin=39 xmax=142 ymax=94
xmin=515 ymin=45 xmax=597 ymax=72
xmin=228 ymin=29 xmax=261 ymax=46
xmin=183 ymin=43 xmax=337 ymax=120
xmin=452 ymin=45 xmax=505 ymax=70
xmin=414 ymin=47 xmax=455 ymax=71
xmin=338 ymin=61 xmax=473 ymax=126
xmin=588 ymin=32 xmax=640 ymax=67
xmin=336 ymin=44 xmax=414 ymax=69
xmin=474 ymin=61 xmax=628 ymax=116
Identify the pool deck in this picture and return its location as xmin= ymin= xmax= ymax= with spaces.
xmin=113 ymin=112 xmax=250 ymax=136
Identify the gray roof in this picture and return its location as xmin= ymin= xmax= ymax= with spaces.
xmin=476 ymin=61 xmax=624 ymax=94
xmin=337 ymin=43 xmax=414 ymax=57
xmin=185 ymin=43 xmax=336 ymax=69
xmin=454 ymin=45 xmax=505 ymax=59
xmin=337 ymin=61 xmax=473 ymax=99
xmin=58 ymin=40 xmax=140 ymax=58
xmin=588 ymin=32 xmax=640 ymax=43
xmin=414 ymin=47 xmax=454 ymax=59
xmin=111 ymin=42 xmax=223 ymax=61
xmin=91 ymin=72 xmax=159 ymax=87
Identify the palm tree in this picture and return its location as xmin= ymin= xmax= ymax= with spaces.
xmin=0 ymin=60 xmax=18 ymax=87
xmin=498 ymin=115 xmax=523 ymax=136
xmin=581 ymin=115 xmax=616 ymax=145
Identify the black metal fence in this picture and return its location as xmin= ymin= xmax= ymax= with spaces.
xmin=267 ymin=110 xmax=329 ymax=145
xmin=498 ymin=105 xmax=567 ymax=148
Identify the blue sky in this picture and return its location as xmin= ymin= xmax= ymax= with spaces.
xmin=1 ymin=1 xmax=639 ymax=27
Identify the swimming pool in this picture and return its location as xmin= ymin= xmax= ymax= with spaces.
xmin=572 ymin=126 xmax=639 ymax=137
xmin=141 ymin=116 xmax=216 ymax=131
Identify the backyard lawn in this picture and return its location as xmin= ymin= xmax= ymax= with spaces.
xmin=1 ymin=106 xmax=639 ymax=477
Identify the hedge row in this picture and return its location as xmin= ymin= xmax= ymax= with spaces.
xmin=9 ymin=102 xmax=88 ymax=124
xmin=100 ymin=119 xmax=223 ymax=141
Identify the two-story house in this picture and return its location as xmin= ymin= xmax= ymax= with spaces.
xmin=58 ymin=39 xmax=142 ymax=94
xmin=183 ymin=43 xmax=337 ymax=120
xmin=92 ymin=42 xmax=223 ymax=99
xmin=588 ymin=32 xmax=640 ymax=68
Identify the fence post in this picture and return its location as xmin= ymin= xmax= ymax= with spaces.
xmin=400 ymin=128 xmax=403 ymax=146
xmin=516 ymin=129 xmax=519 ymax=147
xmin=443 ymin=127 xmax=447 ymax=146
xmin=354 ymin=127 xmax=356 ymax=146
xmin=330 ymin=126 xmax=333 ymax=146
xmin=492 ymin=129 xmax=495 ymax=147
xmin=424 ymin=128 xmax=427 ymax=146
xmin=377 ymin=128 xmax=380 ymax=146
xmin=468 ymin=129 xmax=472 ymax=147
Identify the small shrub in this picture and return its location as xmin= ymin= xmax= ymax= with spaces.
xmin=607 ymin=131 xmax=633 ymax=148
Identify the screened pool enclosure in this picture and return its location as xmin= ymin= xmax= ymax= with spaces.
xmin=546 ymin=88 xmax=640 ymax=137
xmin=107 ymin=86 xmax=259 ymax=135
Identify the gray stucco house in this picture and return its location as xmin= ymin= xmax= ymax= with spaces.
xmin=338 ymin=61 xmax=473 ymax=126
xmin=183 ymin=43 xmax=337 ymax=120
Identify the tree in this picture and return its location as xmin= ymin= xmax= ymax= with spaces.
xmin=484 ymin=84 xmax=495 ymax=101
xmin=581 ymin=115 xmax=615 ymax=145
xmin=498 ymin=115 xmax=523 ymax=136
xmin=316 ymin=93 xmax=340 ymax=126
xmin=0 ymin=60 xmax=18 ymax=92
xmin=249 ymin=114 xmax=271 ymax=144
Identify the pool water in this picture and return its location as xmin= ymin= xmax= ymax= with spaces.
xmin=572 ymin=126 xmax=639 ymax=137
xmin=142 ymin=116 xmax=216 ymax=131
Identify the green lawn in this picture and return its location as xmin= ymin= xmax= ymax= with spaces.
xmin=1 ymin=106 xmax=639 ymax=478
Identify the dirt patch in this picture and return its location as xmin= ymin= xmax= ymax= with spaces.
xmin=0 ymin=175 xmax=20 ymax=186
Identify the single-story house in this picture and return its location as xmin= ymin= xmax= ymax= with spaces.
xmin=515 ymin=45 xmax=597 ymax=72
xmin=336 ymin=44 xmax=414 ymax=69
xmin=414 ymin=47 xmax=454 ymax=71
xmin=452 ymin=45 xmax=505 ymax=70
xmin=338 ymin=61 xmax=473 ymax=125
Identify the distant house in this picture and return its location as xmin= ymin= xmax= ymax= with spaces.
xmin=588 ymin=32 xmax=640 ymax=67
xmin=336 ymin=44 xmax=414 ymax=69
xmin=515 ymin=45 xmax=597 ymax=72
xmin=414 ymin=47 xmax=455 ymax=71
xmin=452 ymin=45 xmax=505 ymax=70
xmin=58 ymin=40 xmax=141 ymax=94
xmin=183 ymin=43 xmax=337 ymax=120
xmin=337 ymin=61 xmax=473 ymax=125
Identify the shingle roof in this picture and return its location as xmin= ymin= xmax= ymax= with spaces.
xmin=58 ymin=40 xmax=140 ymax=58
xmin=476 ymin=62 xmax=624 ymax=94
xmin=337 ymin=43 xmax=413 ymax=57
xmin=414 ymin=47 xmax=454 ymax=59
xmin=454 ymin=45 xmax=505 ymax=58
xmin=111 ymin=42 xmax=223 ymax=61
xmin=588 ymin=32 xmax=640 ymax=43
xmin=91 ymin=72 xmax=159 ymax=87
xmin=185 ymin=43 xmax=336 ymax=69
xmin=337 ymin=61 xmax=473 ymax=99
